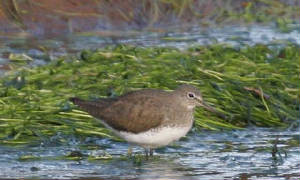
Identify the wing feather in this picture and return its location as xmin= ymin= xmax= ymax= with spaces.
xmin=70 ymin=90 xmax=168 ymax=134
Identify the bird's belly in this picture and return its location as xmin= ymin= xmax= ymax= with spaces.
xmin=118 ymin=125 xmax=192 ymax=148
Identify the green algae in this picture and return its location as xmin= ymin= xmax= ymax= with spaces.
xmin=0 ymin=44 xmax=299 ymax=145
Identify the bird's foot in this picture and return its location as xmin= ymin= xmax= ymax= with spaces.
xmin=149 ymin=148 xmax=154 ymax=156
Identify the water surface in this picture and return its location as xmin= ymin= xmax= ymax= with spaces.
xmin=0 ymin=127 xmax=299 ymax=179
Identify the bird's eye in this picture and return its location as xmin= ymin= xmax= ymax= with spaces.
xmin=187 ymin=92 xmax=195 ymax=98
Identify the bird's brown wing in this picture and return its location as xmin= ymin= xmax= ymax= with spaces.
xmin=99 ymin=93 xmax=165 ymax=133
xmin=71 ymin=90 xmax=168 ymax=134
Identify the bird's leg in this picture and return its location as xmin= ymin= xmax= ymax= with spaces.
xmin=144 ymin=148 xmax=149 ymax=158
xmin=127 ymin=146 xmax=133 ymax=157
xmin=149 ymin=148 xmax=154 ymax=156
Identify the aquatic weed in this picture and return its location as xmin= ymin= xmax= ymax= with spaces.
xmin=0 ymin=44 xmax=299 ymax=145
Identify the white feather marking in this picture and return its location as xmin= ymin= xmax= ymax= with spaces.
xmin=118 ymin=125 xmax=192 ymax=148
xmin=96 ymin=118 xmax=193 ymax=148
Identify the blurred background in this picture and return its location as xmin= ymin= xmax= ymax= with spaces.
xmin=1 ymin=0 xmax=299 ymax=35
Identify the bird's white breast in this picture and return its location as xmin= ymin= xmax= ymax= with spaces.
xmin=118 ymin=125 xmax=192 ymax=148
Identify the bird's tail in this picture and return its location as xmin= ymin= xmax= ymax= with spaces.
xmin=69 ymin=97 xmax=84 ymax=106
xmin=70 ymin=97 xmax=94 ymax=113
xmin=69 ymin=97 xmax=106 ymax=117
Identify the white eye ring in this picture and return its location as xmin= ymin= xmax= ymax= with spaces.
xmin=187 ymin=92 xmax=195 ymax=98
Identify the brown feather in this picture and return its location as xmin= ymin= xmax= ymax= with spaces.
xmin=70 ymin=90 xmax=171 ymax=133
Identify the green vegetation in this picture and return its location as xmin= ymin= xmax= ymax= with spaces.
xmin=0 ymin=44 xmax=299 ymax=146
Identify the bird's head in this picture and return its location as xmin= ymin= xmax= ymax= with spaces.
xmin=174 ymin=84 xmax=217 ymax=113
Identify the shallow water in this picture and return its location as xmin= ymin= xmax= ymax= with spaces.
xmin=0 ymin=127 xmax=299 ymax=179
xmin=1 ymin=24 xmax=299 ymax=75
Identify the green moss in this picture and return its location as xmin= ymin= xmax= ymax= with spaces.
xmin=18 ymin=154 xmax=41 ymax=161
xmin=88 ymin=152 xmax=113 ymax=161
xmin=0 ymin=44 xmax=299 ymax=145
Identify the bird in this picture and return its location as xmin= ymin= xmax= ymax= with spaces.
xmin=70 ymin=84 xmax=221 ymax=156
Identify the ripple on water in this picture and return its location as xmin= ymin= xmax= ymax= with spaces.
xmin=0 ymin=127 xmax=299 ymax=179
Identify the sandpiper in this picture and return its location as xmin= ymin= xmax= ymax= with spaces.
xmin=70 ymin=84 xmax=220 ymax=156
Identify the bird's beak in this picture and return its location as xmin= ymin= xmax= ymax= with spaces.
xmin=196 ymin=97 xmax=226 ymax=119
xmin=197 ymin=99 xmax=217 ymax=113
